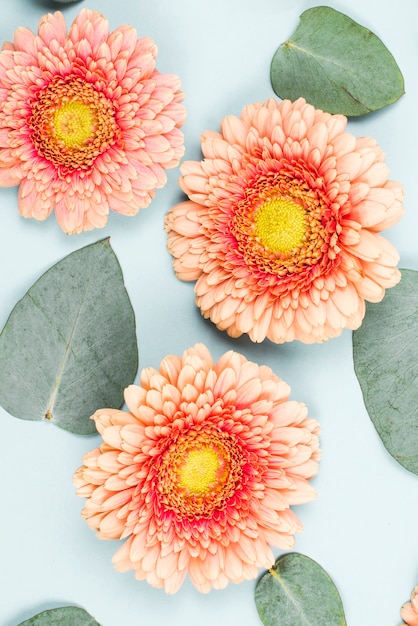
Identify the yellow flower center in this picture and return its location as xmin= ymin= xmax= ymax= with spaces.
xmin=53 ymin=101 xmax=95 ymax=147
xmin=179 ymin=447 xmax=223 ymax=494
xmin=231 ymin=170 xmax=340 ymax=276
xmin=254 ymin=197 xmax=307 ymax=254
xmin=30 ymin=75 xmax=120 ymax=172
xmin=157 ymin=426 xmax=244 ymax=519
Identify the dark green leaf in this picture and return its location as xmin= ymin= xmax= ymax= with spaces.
xmin=353 ymin=269 xmax=418 ymax=475
xmin=270 ymin=6 xmax=404 ymax=116
xmin=255 ymin=553 xmax=346 ymax=626
xmin=18 ymin=606 xmax=100 ymax=626
xmin=0 ymin=239 xmax=138 ymax=435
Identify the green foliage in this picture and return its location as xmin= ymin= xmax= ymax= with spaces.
xmin=0 ymin=239 xmax=138 ymax=435
xmin=353 ymin=269 xmax=418 ymax=475
xmin=18 ymin=606 xmax=100 ymax=625
xmin=255 ymin=553 xmax=346 ymax=626
xmin=270 ymin=6 xmax=404 ymax=116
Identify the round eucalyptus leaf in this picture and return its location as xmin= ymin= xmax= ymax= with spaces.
xmin=18 ymin=606 xmax=100 ymax=625
xmin=270 ymin=6 xmax=404 ymax=116
xmin=255 ymin=553 xmax=346 ymax=626
xmin=0 ymin=239 xmax=138 ymax=435
xmin=353 ymin=269 xmax=418 ymax=475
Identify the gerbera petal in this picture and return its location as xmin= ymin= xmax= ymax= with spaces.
xmin=69 ymin=8 xmax=110 ymax=50
xmin=166 ymin=97 xmax=403 ymax=343
xmin=18 ymin=178 xmax=53 ymax=220
xmin=400 ymin=586 xmax=418 ymax=626
xmin=0 ymin=163 xmax=22 ymax=186
xmin=74 ymin=345 xmax=320 ymax=593
xmin=12 ymin=27 xmax=37 ymax=61
xmin=163 ymin=566 xmax=187 ymax=595
xmin=220 ymin=115 xmax=249 ymax=147
xmin=0 ymin=9 xmax=185 ymax=233
xmin=38 ymin=11 xmax=68 ymax=48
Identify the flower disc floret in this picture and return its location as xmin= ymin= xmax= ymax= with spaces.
xmin=74 ymin=343 xmax=320 ymax=594
xmin=165 ymin=97 xmax=404 ymax=343
xmin=30 ymin=75 xmax=120 ymax=172
xmin=157 ymin=425 xmax=244 ymax=519
xmin=0 ymin=9 xmax=186 ymax=233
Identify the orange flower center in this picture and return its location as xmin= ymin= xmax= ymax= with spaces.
xmin=30 ymin=75 xmax=120 ymax=172
xmin=157 ymin=426 xmax=244 ymax=519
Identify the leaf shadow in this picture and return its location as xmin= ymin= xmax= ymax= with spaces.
xmin=347 ymin=96 xmax=404 ymax=125
xmin=31 ymin=0 xmax=85 ymax=8
xmin=4 ymin=601 xmax=75 ymax=626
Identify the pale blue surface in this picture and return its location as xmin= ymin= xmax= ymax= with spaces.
xmin=0 ymin=1 xmax=417 ymax=625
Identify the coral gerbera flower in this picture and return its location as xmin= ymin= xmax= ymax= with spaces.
xmin=165 ymin=97 xmax=404 ymax=343
xmin=401 ymin=586 xmax=418 ymax=626
xmin=73 ymin=343 xmax=320 ymax=593
xmin=0 ymin=9 xmax=186 ymax=233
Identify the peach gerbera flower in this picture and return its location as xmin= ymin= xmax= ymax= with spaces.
xmin=0 ymin=9 xmax=186 ymax=233
xmin=74 ymin=343 xmax=320 ymax=593
xmin=401 ymin=586 xmax=418 ymax=626
xmin=165 ymin=97 xmax=404 ymax=343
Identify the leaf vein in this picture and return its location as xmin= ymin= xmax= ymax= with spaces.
xmin=269 ymin=568 xmax=313 ymax=625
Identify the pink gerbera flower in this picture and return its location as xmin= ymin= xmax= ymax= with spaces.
xmin=73 ymin=343 xmax=320 ymax=593
xmin=401 ymin=586 xmax=418 ymax=626
xmin=0 ymin=9 xmax=186 ymax=233
xmin=165 ymin=98 xmax=404 ymax=343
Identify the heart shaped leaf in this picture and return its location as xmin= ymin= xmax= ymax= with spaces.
xmin=353 ymin=269 xmax=418 ymax=475
xmin=255 ymin=553 xmax=346 ymax=626
xmin=18 ymin=606 xmax=100 ymax=625
xmin=270 ymin=6 xmax=404 ymax=116
xmin=0 ymin=239 xmax=138 ymax=435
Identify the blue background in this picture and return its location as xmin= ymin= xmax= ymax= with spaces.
xmin=0 ymin=1 xmax=417 ymax=625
